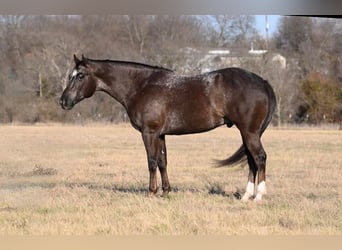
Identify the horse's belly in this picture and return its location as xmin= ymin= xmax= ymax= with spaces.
xmin=163 ymin=110 xmax=224 ymax=135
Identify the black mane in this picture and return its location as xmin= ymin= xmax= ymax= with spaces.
xmin=87 ymin=58 xmax=174 ymax=73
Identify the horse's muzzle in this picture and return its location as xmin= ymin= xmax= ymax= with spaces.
xmin=59 ymin=96 xmax=73 ymax=110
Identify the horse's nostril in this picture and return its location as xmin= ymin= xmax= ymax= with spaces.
xmin=59 ymin=98 xmax=64 ymax=107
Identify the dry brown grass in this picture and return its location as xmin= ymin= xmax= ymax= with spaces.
xmin=0 ymin=124 xmax=341 ymax=235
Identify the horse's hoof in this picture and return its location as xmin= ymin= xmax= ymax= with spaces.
xmin=147 ymin=191 xmax=157 ymax=197
xmin=241 ymin=192 xmax=254 ymax=202
xmin=161 ymin=191 xmax=170 ymax=198
xmin=253 ymin=196 xmax=263 ymax=202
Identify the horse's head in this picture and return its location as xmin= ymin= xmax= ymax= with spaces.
xmin=59 ymin=54 xmax=97 ymax=110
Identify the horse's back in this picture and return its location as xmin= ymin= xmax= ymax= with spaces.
xmin=210 ymin=67 xmax=268 ymax=89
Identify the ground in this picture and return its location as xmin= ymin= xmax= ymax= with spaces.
xmin=0 ymin=124 xmax=341 ymax=235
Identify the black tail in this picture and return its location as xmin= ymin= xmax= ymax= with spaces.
xmin=215 ymin=144 xmax=246 ymax=167
xmin=216 ymin=80 xmax=277 ymax=167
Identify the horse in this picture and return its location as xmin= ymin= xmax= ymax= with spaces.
xmin=60 ymin=55 xmax=276 ymax=201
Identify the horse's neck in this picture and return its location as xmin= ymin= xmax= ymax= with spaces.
xmin=95 ymin=64 xmax=160 ymax=109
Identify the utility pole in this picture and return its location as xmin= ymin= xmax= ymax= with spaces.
xmin=265 ymin=15 xmax=269 ymax=50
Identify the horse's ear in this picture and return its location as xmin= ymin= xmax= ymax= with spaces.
xmin=81 ymin=54 xmax=90 ymax=66
xmin=74 ymin=54 xmax=81 ymax=64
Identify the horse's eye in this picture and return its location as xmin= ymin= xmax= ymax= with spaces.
xmin=77 ymin=73 xmax=85 ymax=80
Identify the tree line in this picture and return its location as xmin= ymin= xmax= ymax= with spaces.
xmin=0 ymin=15 xmax=341 ymax=125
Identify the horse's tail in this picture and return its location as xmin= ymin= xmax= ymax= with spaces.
xmin=215 ymin=144 xmax=247 ymax=167
xmin=215 ymin=80 xmax=276 ymax=167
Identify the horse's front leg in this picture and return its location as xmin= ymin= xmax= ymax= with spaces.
xmin=142 ymin=132 xmax=160 ymax=197
xmin=158 ymin=135 xmax=171 ymax=197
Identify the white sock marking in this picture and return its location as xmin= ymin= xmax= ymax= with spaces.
xmin=241 ymin=181 xmax=255 ymax=201
xmin=257 ymin=181 xmax=266 ymax=194
xmin=254 ymin=181 xmax=266 ymax=201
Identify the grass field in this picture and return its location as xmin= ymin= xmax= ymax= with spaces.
xmin=0 ymin=124 xmax=341 ymax=235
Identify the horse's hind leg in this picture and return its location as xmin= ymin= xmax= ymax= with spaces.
xmin=241 ymin=152 xmax=257 ymax=201
xmin=241 ymin=132 xmax=267 ymax=201
xmin=157 ymin=135 xmax=171 ymax=197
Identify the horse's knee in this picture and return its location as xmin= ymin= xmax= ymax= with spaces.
xmin=148 ymin=158 xmax=158 ymax=172
xmin=157 ymin=158 xmax=166 ymax=168
xmin=157 ymin=153 xmax=167 ymax=169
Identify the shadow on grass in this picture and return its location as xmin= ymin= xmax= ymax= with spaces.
xmin=0 ymin=179 xmax=242 ymax=200
xmin=65 ymin=182 xmax=148 ymax=194
xmin=0 ymin=181 xmax=58 ymax=190
xmin=206 ymin=183 xmax=242 ymax=200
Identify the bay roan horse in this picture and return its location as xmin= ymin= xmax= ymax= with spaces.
xmin=60 ymin=55 xmax=276 ymax=201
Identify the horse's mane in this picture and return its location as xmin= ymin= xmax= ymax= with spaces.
xmin=87 ymin=58 xmax=174 ymax=73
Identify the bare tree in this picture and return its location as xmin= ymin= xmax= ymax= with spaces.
xmin=274 ymin=16 xmax=314 ymax=56
xmin=211 ymin=15 xmax=234 ymax=47
xmin=209 ymin=15 xmax=257 ymax=49
xmin=122 ymin=15 xmax=152 ymax=56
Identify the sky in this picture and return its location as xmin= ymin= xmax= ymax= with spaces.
xmin=206 ymin=15 xmax=281 ymax=39
xmin=255 ymin=15 xmax=281 ymax=38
